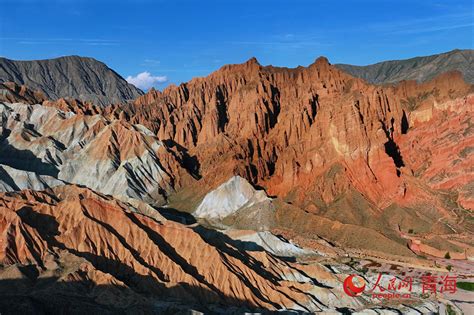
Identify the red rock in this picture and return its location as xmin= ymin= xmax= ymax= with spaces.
xmin=0 ymin=185 xmax=353 ymax=311
xmin=106 ymin=59 xmax=472 ymax=216
xmin=9 ymin=57 xmax=472 ymax=255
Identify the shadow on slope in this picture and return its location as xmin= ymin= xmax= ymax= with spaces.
xmin=156 ymin=206 xmax=197 ymax=225
xmin=8 ymin=207 xmax=303 ymax=314
xmin=163 ymin=139 xmax=201 ymax=180
xmin=0 ymin=277 xmax=278 ymax=315
xmin=0 ymin=142 xmax=59 ymax=177
xmin=0 ymin=165 xmax=20 ymax=190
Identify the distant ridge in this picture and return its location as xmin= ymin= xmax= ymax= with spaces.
xmin=335 ymin=49 xmax=474 ymax=84
xmin=0 ymin=55 xmax=143 ymax=106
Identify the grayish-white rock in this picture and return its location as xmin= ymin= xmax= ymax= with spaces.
xmin=194 ymin=175 xmax=271 ymax=220
xmin=0 ymin=164 xmax=64 ymax=192
xmin=227 ymin=230 xmax=312 ymax=257
xmin=0 ymin=102 xmax=184 ymax=203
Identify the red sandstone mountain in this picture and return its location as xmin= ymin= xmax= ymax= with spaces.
xmin=2 ymin=55 xmax=472 ymax=257
xmin=101 ymin=58 xmax=473 ymax=254
xmin=0 ymin=54 xmax=473 ymax=313
xmin=117 ymin=57 xmax=471 ymax=205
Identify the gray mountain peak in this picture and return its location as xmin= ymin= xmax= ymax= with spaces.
xmin=0 ymin=55 xmax=143 ymax=106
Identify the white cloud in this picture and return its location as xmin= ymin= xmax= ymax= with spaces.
xmin=126 ymin=71 xmax=167 ymax=90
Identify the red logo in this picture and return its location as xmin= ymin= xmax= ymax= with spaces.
xmin=343 ymin=275 xmax=366 ymax=297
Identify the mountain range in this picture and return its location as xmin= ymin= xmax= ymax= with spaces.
xmin=336 ymin=49 xmax=474 ymax=84
xmin=0 ymin=49 xmax=472 ymax=313
xmin=1 ymin=50 xmax=472 ymax=106
xmin=0 ymin=56 xmax=143 ymax=106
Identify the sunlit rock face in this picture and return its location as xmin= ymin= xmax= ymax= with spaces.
xmin=120 ymin=57 xmax=472 ymax=213
xmin=194 ymin=176 xmax=271 ymax=220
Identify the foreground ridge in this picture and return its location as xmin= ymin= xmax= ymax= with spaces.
xmin=0 ymin=185 xmax=440 ymax=313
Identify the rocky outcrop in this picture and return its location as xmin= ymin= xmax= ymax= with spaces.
xmin=85 ymin=57 xmax=472 ymax=256
xmin=0 ymin=102 xmax=195 ymax=204
xmin=226 ymin=230 xmax=312 ymax=258
xmin=399 ymin=94 xmax=474 ymax=209
xmin=336 ymin=49 xmax=474 ymax=84
xmin=110 ymin=57 xmax=471 ymax=210
xmin=0 ymin=56 xmax=143 ymax=106
xmin=0 ymin=186 xmax=348 ymax=312
xmin=0 ymin=53 xmax=470 ymax=312
xmin=0 ymin=164 xmax=64 ymax=191
xmin=0 ymin=82 xmax=47 ymax=104
xmin=194 ymin=176 xmax=271 ymax=220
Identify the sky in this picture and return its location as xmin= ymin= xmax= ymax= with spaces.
xmin=0 ymin=0 xmax=472 ymax=89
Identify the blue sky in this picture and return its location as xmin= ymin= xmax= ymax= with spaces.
xmin=0 ymin=0 xmax=472 ymax=89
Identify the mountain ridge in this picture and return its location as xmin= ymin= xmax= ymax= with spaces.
xmin=0 ymin=55 xmax=143 ymax=106
xmin=335 ymin=49 xmax=474 ymax=84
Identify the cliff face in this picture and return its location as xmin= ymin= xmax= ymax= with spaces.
xmin=0 ymin=56 xmax=143 ymax=106
xmin=88 ymin=57 xmax=471 ymax=256
xmin=106 ymin=58 xmax=472 ymax=211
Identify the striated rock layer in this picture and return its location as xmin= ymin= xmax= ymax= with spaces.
xmin=0 ymin=185 xmax=390 ymax=313
xmin=0 ymin=102 xmax=196 ymax=204
xmin=0 ymin=185 xmax=444 ymax=313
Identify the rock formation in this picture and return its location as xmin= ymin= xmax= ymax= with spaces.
xmin=112 ymin=60 xmax=467 ymax=197
xmin=194 ymin=176 xmax=271 ymax=220
xmin=0 ymin=102 xmax=195 ymax=204
xmin=0 ymin=82 xmax=47 ymax=104
xmin=89 ymin=56 xmax=471 ymax=257
xmin=0 ymin=164 xmax=64 ymax=191
xmin=5 ymin=53 xmax=472 ymax=257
